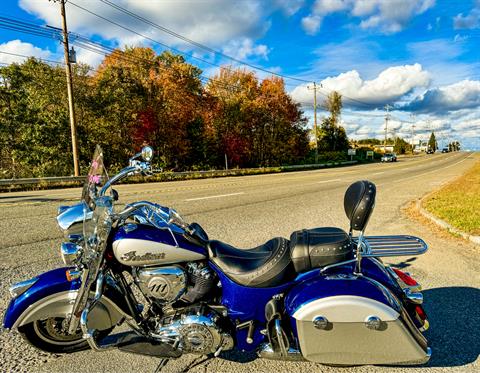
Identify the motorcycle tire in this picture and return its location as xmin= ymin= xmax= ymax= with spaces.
xmin=18 ymin=317 xmax=112 ymax=354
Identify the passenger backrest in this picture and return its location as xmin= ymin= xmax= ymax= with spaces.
xmin=344 ymin=180 xmax=376 ymax=232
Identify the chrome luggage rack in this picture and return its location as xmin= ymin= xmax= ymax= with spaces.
xmin=354 ymin=235 xmax=428 ymax=257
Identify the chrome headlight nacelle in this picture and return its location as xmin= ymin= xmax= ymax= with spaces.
xmin=61 ymin=242 xmax=83 ymax=265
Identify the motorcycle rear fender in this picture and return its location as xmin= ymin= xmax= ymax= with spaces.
xmin=3 ymin=267 xmax=132 ymax=331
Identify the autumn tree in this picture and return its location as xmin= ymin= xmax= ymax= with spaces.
xmin=207 ymin=67 xmax=308 ymax=167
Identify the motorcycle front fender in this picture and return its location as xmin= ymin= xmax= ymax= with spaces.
xmin=3 ymin=267 xmax=131 ymax=331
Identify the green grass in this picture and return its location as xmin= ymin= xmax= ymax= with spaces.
xmin=424 ymin=160 xmax=480 ymax=236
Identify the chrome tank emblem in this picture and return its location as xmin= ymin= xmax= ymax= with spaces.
xmin=112 ymin=238 xmax=205 ymax=266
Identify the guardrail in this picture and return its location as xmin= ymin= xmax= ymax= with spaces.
xmin=0 ymin=160 xmax=357 ymax=187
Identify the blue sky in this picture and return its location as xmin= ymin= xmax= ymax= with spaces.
xmin=1 ymin=0 xmax=479 ymax=149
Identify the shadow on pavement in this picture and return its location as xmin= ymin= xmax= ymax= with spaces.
xmin=390 ymin=257 xmax=417 ymax=269
xmin=423 ymin=286 xmax=479 ymax=367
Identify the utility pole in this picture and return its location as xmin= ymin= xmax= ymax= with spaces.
xmin=52 ymin=0 xmax=80 ymax=176
xmin=308 ymin=82 xmax=320 ymax=163
xmin=410 ymin=113 xmax=416 ymax=155
xmin=384 ymin=104 xmax=392 ymax=153
xmin=411 ymin=124 xmax=416 ymax=155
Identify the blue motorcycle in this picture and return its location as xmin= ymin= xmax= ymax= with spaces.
xmin=3 ymin=146 xmax=431 ymax=368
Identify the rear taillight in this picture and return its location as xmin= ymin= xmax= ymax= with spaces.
xmin=415 ymin=305 xmax=427 ymax=321
xmin=392 ymin=268 xmax=418 ymax=287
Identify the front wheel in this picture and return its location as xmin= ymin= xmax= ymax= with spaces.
xmin=18 ymin=317 xmax=100 ymax=353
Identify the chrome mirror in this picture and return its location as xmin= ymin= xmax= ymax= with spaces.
xmin=141 ymin=146 xmax=154 ymax=162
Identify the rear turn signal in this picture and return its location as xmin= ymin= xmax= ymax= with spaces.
xmin=392 ymin=268 xmax=419 ymax=287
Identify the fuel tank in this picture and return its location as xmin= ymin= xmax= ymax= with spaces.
xmin=112 ymin=224 xmax=207 ymax=266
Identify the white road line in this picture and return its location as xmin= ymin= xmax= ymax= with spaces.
xmin=379 ymin=153 xmax=474 ymax=187
xmin=317 ymin=179 xmax=341 ymax=184
xmin=372 ymin=172 xmax=385 ymax=175
xmin=185 ymin=192 xmax=245 ymax=201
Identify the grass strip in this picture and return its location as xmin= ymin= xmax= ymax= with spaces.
xmin=423 ymin=160 xmax=480 ymax=236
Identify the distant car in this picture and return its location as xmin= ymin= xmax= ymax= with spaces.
xmin=441 ymin=148 xmax=449 ymax=153
xmin=381 ymin=153 xmax=397 ymax=162
xmin=427 ymin=149 xmax=434 ymax=154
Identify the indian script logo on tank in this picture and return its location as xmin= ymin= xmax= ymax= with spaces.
xmin=121 ymin=250 xmax=166 ymax=263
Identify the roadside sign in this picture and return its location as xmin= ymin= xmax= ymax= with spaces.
xmin=366 ymin=150 xmax=374 ymax=160
xmin=348 ymin=149 xmax=356 ymax=155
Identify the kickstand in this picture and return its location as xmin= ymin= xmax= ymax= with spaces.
xmin=154 ymin=339 xmax=181 ymax=373
xmin=181 ymin=354 xmax=213 ymax=373
xmin=154 ymin=358 xmax=170 ymax=373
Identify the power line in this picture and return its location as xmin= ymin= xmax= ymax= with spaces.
xmin=98 ymin=0 xmax=311 ymax=84
xmin=0 ymin=15 xmax=248 ymax=93
xmin=68 ymin=0 xmax=306 ymax=89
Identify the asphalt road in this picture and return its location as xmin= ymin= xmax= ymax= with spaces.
xmin=0 ymin=152 xmax=479 ymax=373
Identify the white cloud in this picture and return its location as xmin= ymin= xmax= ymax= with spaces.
xmin=75 ymin=47 xmax=105 ymax=68
xmin=274 ymin=0 xmax=305 ymax=16
xmin=302 ymin=0 xmax=435 ymax=35
xmin=301 ymin=15 xmax=322 ymax=35
xmin=0 ymin=39 xmax=53 ymax=64
xmin=404 ymin=79 xmax=480 ymax=113
xmin=18 ymin=0 xmax=283 ymax=65
xmin=290 ymin=63 xmax=430 ymax=107
xmin=222 ymin=38 xmax=270 ymax=61
xmin=453 ymin=0 xmax=480 ymax=29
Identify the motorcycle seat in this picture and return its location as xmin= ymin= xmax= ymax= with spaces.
xmin=209 ymin=237 xmax=293 ymax=288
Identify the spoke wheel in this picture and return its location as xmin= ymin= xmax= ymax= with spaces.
xmin=33 ymin=317 xmax=84 ymax=346
xmin=18 ymin=317 xmax=112 ymax=354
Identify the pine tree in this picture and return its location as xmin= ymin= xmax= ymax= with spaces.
xmin=428 ymin=132 xmax=437 ymax=152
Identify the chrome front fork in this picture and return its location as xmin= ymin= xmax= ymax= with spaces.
xmin=79 ymin=272 xmax=106 ymax=351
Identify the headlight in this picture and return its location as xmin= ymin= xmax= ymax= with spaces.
xmin=61 ymin=242 xmax=82 ymax=265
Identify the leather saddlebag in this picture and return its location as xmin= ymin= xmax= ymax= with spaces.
xmin=290 ymin=227 xmax=351 ymax=273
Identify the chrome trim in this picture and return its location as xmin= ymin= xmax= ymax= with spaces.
xmin=419 ymin=319 xmax=430 ymax=332
xmin=274 ymin=318 xmax=288 ymax=357
xmin=320 ymin=259 xmax=357 ymax=273
xmin=313 ymin=316 xmax=329 ymax=330
xmin=404 ymin=289 xmax=423 ymax=305
xmin=9 ymin=277 xmax=38 ymax=298
xmin=66 ymin=269 xmax=82 ymax=281
xmin=56 ymin=202 xmax=92 ymax=232
xmin=135 ymin=266 xmax=186 ymax=303
xmin=61 ymin=242 xmax=82 ymax=265
xmin=365 ymin=316 xmax=382 ymax=330
xmin=257 ymin=343 xmax=305 ymax=361
xmin=80 ymin=272 xmax=107 ymax=351
xmin=67 ymin=234 xmax=84 ymax=244
xmin=354 ymin=235 xmax=428 ymax=257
